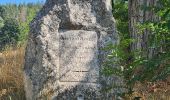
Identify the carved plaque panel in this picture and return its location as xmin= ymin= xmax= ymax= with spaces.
xmin=59 ymin=30 xmax=99 ymax=83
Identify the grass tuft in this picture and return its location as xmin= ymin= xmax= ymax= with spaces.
xmin=0 ymin=47 xmax=26 ymax=100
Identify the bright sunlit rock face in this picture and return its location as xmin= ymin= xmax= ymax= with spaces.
xmin=24 ymin=0 xmax=118 ymax=99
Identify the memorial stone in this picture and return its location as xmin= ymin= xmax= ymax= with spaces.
xmin=24 ymin=0 xmax=118 ymax=99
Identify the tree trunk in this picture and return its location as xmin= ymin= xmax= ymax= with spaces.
xmin=128 ymin=0 xmax=158 ymax=58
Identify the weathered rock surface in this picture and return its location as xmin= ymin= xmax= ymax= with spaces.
xmin=24 ymin=0 xmax=118 ymax=99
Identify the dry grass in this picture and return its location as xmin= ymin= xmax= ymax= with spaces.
xmin=0 ymin=47 xmax=169 ymax=100
xmin=124 ymin=80 xmax=170 ymax=100
xmin=0 ymin=47 xmax=26 ymax=100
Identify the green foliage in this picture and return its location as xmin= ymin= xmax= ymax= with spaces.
xmin=0 ymin=4 xmax=18 ymax=20
xmin=103 ymin=0 xmax=170 ymax=97
xmin=0 ymin=3 xmax=42 ymax=48
xmin=103 ymin=1 xmax=134 ymax=95
xmin=134 ymin=0 xmax=170 ymax=82
xmin=0 ymin=5 xmax=6 ymax=19
xmin=0 ymin=18 xmax=20 ymax=47
xmin=18 ymin=3 xmax=41 ymax=44
xmin=113 ymin=0 xmax=128 ymax=38
xmin=0 ymin=17 xmax=4 ymax=28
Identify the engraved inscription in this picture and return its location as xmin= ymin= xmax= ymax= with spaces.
xmin=59 ymin=30 xmax=99 ymax=83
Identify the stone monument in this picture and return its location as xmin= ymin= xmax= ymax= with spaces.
xmin=24 ymin=0 xmax=118 ymax=99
